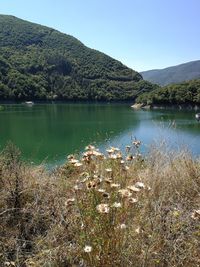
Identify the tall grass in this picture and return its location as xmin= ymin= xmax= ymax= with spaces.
xmin=0 ymin=141 xmax=199 ymax=266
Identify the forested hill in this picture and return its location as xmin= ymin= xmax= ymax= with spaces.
xmin=0 ymin=15 xmax=156 ymax=101
xmin=136 ymin=79 xmax=200 ymax=106
xmin=141 ymin=60 xmax=200 ymax=86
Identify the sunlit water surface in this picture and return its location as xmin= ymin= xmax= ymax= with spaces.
xmin=0 ymin=103 xmax=199 ymax=166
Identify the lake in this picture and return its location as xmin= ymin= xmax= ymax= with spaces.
xmin=0 ymin=103 xmax=199 ymax=166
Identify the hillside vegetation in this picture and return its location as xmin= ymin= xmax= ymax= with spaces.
xmin=141 ymin=60 xmax=200 ymax=86
xmin=0 ymin=142 xmax=199 ymax=266
xmin=136 ymin=79 xmax=200 ymax=106
xmin=0 ymin=15 xmax=156 ymax=101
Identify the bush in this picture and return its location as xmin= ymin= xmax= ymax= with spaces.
xmin=0 ymin=142 xmax=199 ymax=266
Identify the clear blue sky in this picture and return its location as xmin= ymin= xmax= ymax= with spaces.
xmin=1 ymin=0 xmax=200 ymax=71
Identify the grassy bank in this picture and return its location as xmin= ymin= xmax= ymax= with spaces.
xmin=0 ymin=142 xmax=199 ymax=267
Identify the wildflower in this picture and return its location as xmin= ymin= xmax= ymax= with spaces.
xmin=123 ymin=166 xmax=130 ymax=171
xmin=112 ymin=147 xmax=120 ymax=152
xmin=81 ymin=222 xmax=84 ymax=229
xmin=80 ymin=172 xmax=90 ymax=178
xmin=136 ymin=153 xmax=142 ymax=158
xmin=83 ymin=152 xmax=90 ymax=157
xmin=81 ymin=177 xmax=90 ymax=183
xmin=65 ymin=198 xmax=75 ymax=206
xmin=96 ymin=203 xmax=110 ymax=214
xmin=87 ymin=181 xmax=97 ymax=189
xmin=84 ymin=245 xmax=92 ymax=253
xmin=5 ymin=263 xmax=15 ymax=266
xmin=120 ymin=160 xmax=125 ymax=164
xmin=94 ymin=177 xmax=101 ymax=185
xmin=116 ymin=152 xmax=122 ymax=159
xmin=126 ymin=155 xmax=135 ymax=161
xmin=67 ymin=154 xmax=75 ymax=160
xmin=132 ymin=140 xmax=141 ymax=147
xmin=73 ymin=184 xmax=82 ymax=191
xmin=135 ymin=227 xmax=140 ymax=234
xmin=105 ymin=178 xmax=113 ymax=184
xmin=85 ymin=145 xmax=96 ymax=150
xmin=74 ymin=162 xmax=83 ymax=167
xmin=87 ymin=150 xmax=100 ymax=157
xmin=191 ymin=209 xmax=200 ymax=220
xmin=82 ymin=156 xmax=90 ymax=162
xmin=129 ymin=197 xmax=138 ymax=204
xmin=120 ymin=223 xmax=127 ymax=229
xmin=26 ymin=261 xmax=35 ymax=266
xmin=102 ymin=192 xmax=110 ymax=198
xmin=118 ymin=189 xmax=132 ymax=198
xmin=106 ymin=148 xmax=114 ymax=154
xmin=105 ymin=168 xmax=112 ymax=173
xmin=127 ymin=185 xmax=140 ymax=192
xmin=97 ymin=188 xmax=106 ymax=193
xmin=107 ymin=147 xmax=119 ymax=154
xmin=110 ymin=183 xmax=120 ymax=188
xmin=135 ymin=182 xmax=145 ymax=189
xmin=69 ymin=159 xmax=79 ymax=164
xmin=109 ymin=154 xmax=117 ymax=159
xmin=93 ymin=151 xmax=104 ymax=158
xmin=112 ymin=202 xmax=122 ymax=208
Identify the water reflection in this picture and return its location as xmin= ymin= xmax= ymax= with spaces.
xmin=0 ymin=104 xmax=140 ymax=163
xmin=0 ymin=104 xmax=199 ymax=165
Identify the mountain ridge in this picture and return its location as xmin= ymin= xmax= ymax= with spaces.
xmin=141 ymin=60 xmax=200 ymax=86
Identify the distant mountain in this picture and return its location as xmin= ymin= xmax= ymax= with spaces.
xmin=0 ymin=15 xmax=156 ymax=101
xmin=141 ymin=60 xmax=200 ymax=86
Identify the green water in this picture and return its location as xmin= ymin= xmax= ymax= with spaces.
xmin=0 ymin=103 xmax=199 ymax=165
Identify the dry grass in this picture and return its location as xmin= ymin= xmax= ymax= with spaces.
xmin=0 ymin=142 xmax=199 ymax=267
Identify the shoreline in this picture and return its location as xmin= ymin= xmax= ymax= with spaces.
xmin=0 ymin=100 xmax=134 ymax=105
xmin=131 ymin=102 xmax=200 ymax=111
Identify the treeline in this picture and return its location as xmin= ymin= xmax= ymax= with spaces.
xmin=136 ymin=79 xmax=200 ymax=105
xmin=0 ymin=15 xmax=156 ymax=101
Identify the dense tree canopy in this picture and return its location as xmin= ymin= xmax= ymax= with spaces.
xmin=0 ymin=15 xmax=156 ymax=101
xmin=136 ymin=79 xmax=200 ymax=105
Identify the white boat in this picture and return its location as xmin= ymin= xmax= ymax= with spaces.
xmin=195 ymin=113 xmax=200 ymax=121
xmin=25 ymin=101 xmax=34 ymax=106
